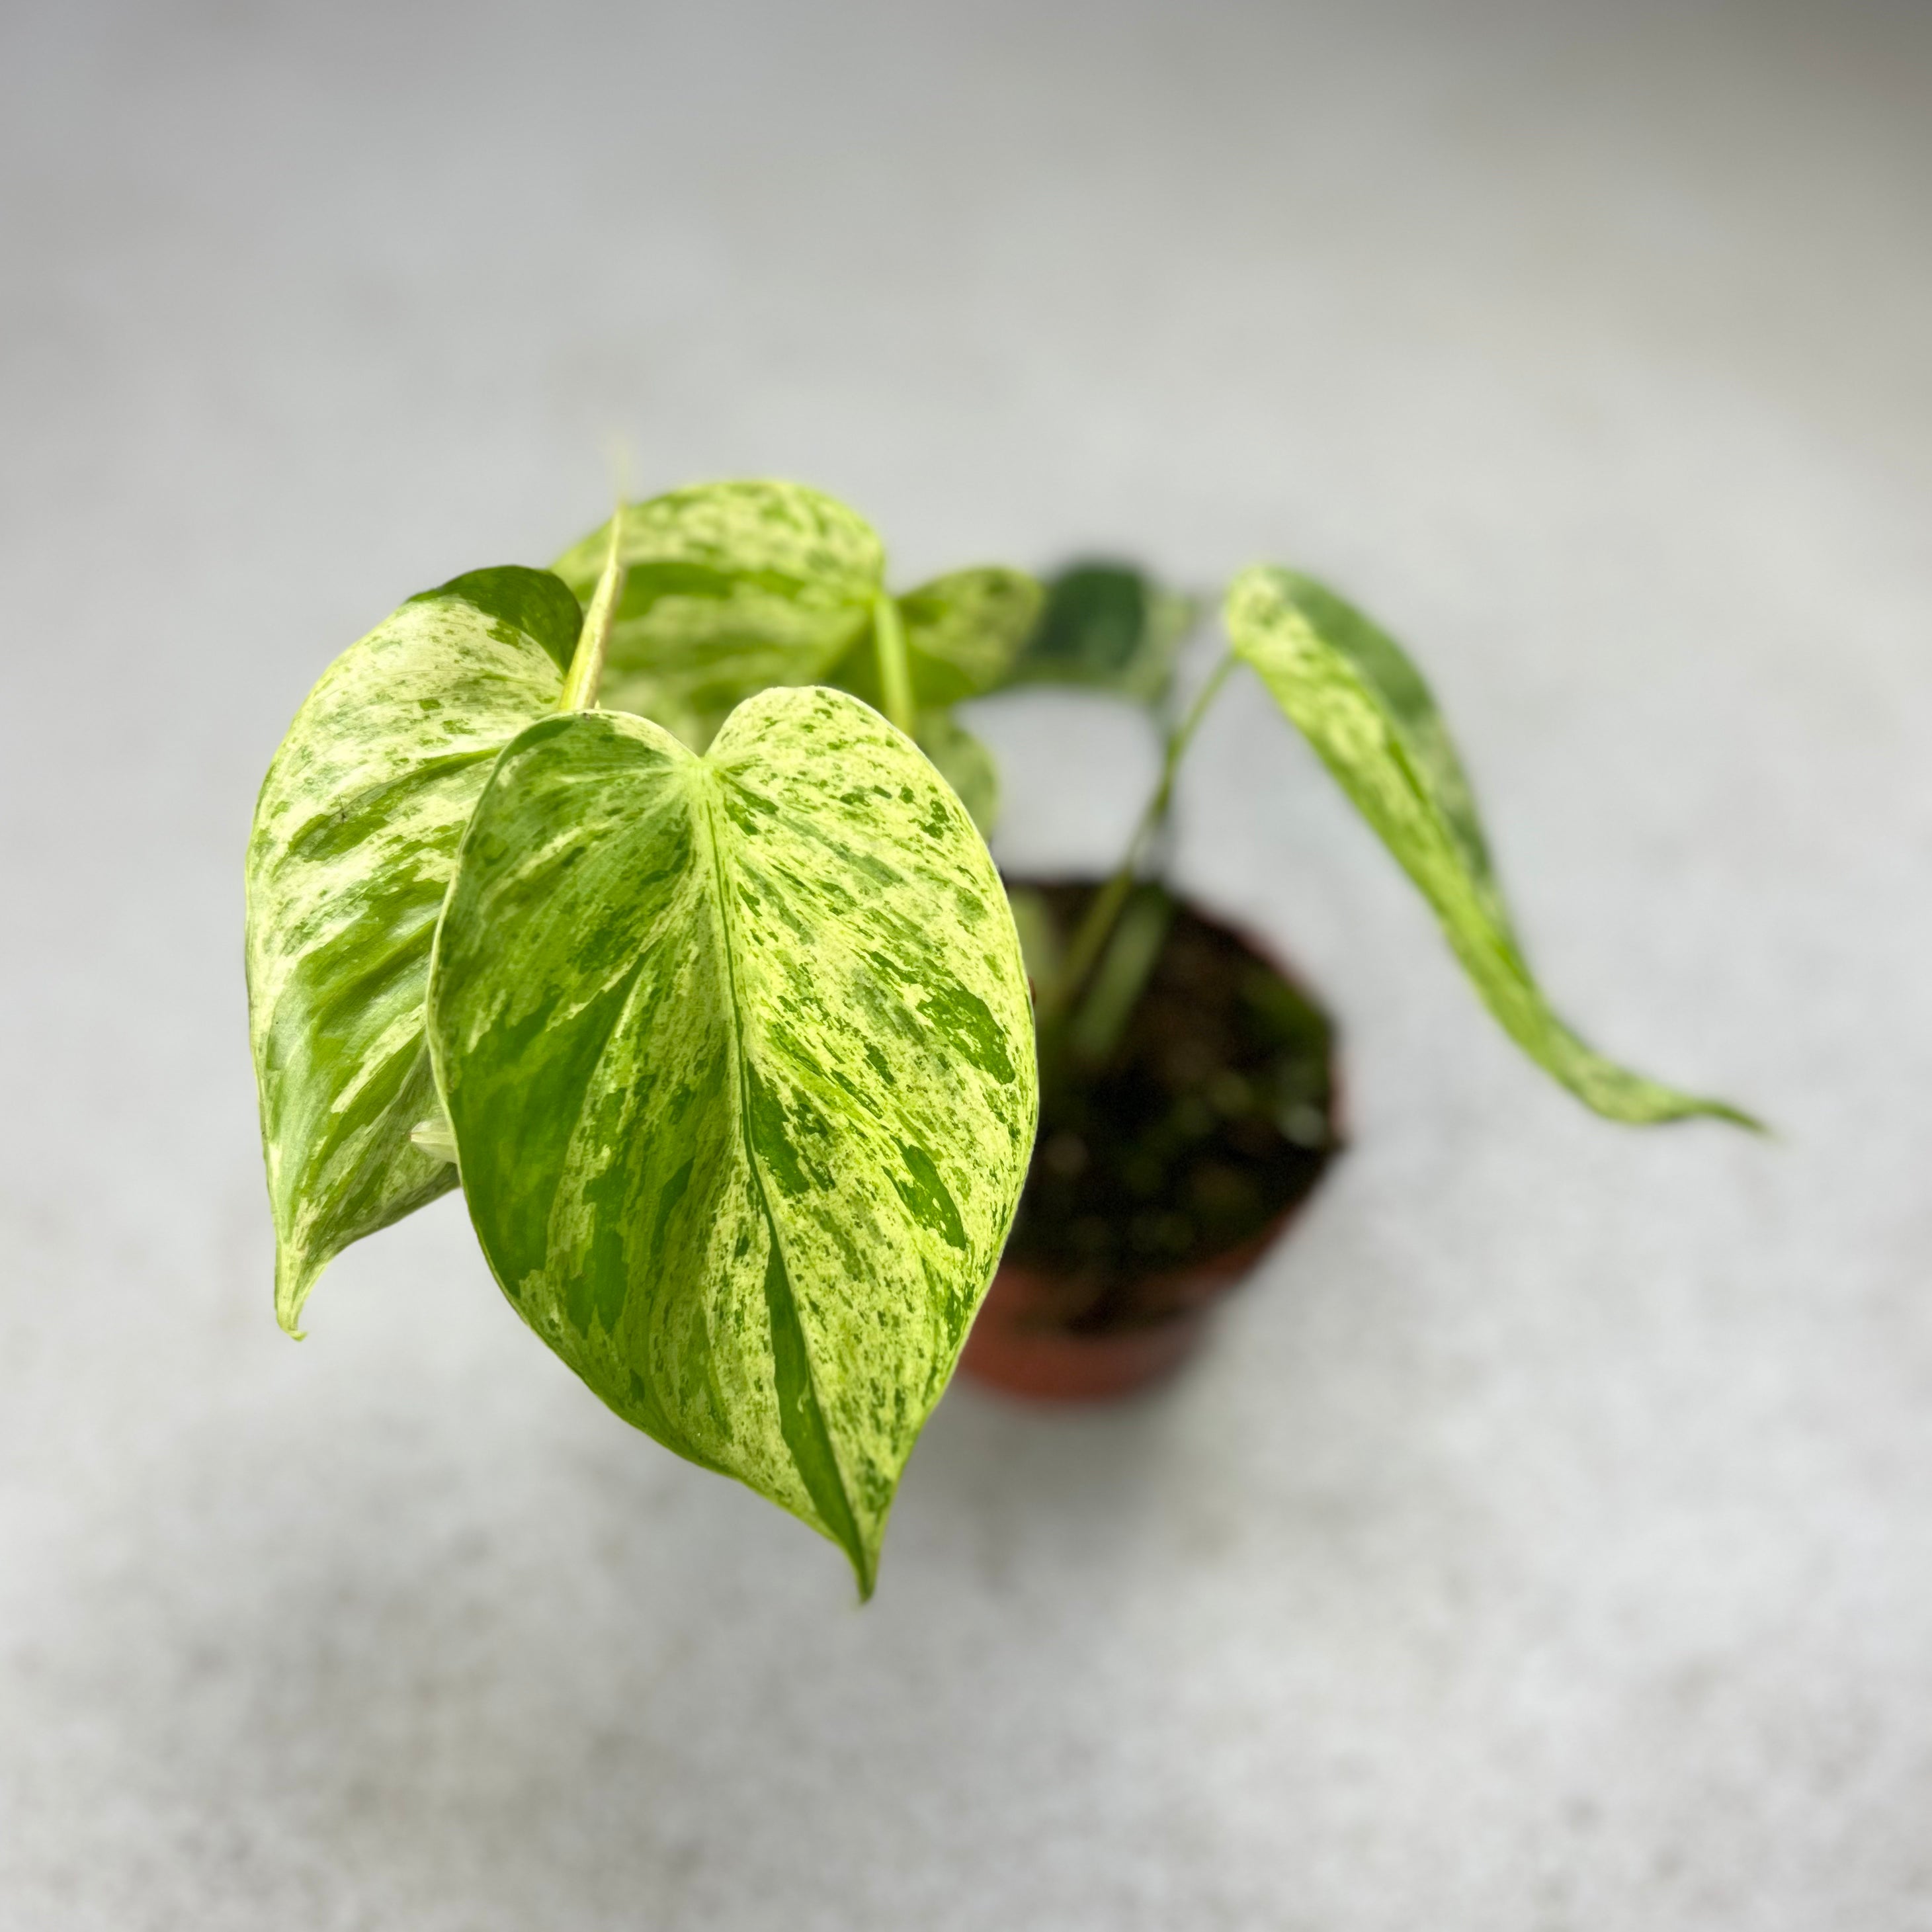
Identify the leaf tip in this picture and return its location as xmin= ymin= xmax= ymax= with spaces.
xmin=274 ymin=1249 xmax=322 ymax=1340
xmin=1587 ymin=1080 xmax=1769 ymax=1134
xmin=846 ymin=1536 xmax=880 ymax=1605
xmin=409 ymin=1113 xmax=459 ymax=1165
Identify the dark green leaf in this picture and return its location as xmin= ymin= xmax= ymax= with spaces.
xmin=1004 ymin=561 xmax=1196 ymax=704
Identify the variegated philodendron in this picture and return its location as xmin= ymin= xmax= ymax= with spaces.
xmin=245 ymin=477 xmax=1753 ymax=1596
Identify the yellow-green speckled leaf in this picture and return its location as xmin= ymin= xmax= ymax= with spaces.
xmin=834 ymin=567 xmax=1044 ymax=711
xmin=426 ymin=687 xmax=1038 ymax=1594
xmin=902 ymin=566 xmax=1043 ymax=700
xmin=245 ymin=567 xmax=583 ymax=1333
xmin=553 ymin=480 xmax=883 ymax=747
xmin=1227 ymin=566 xmax=1756 ymax=1127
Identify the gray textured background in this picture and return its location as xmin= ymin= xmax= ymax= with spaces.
xmin=4 ymin=3 xmax=1929 ymax=1927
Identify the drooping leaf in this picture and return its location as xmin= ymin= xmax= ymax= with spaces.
xmin=833 ymin=567 xmax=1044 ymax=712
xmin=245 ymin=567 xmax=583 ymax=1332
xmin=552 ymin=480 xmax=884 ymax=747
xmin=1226 ymin=566 xmax=1757 ymax=1127
xmin=1004 ymin=560 xmax=1196 ymax=705
xmin=915 ymin=708 xmax=1001 ymax=835
xmin=426 ymin=687 xmax=1038 ymax=1593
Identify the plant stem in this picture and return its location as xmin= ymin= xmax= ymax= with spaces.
xmin=1064 ymin=882 xmax=1174 ymax=1066
xmin=1048 ymin=650 xmax=1237 ymax=1015
xmin=559 ymin=508 xmax=628 ymax=712
xmin=872 ymin=593 xmax=917 ymax=739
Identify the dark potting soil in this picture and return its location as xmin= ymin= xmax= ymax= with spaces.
xmin=1003 ymin=882 xmax=1341 ymax=1333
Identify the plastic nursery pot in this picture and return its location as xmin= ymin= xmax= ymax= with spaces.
xmin=960 ymin=880 xmax=1343 ymax=1403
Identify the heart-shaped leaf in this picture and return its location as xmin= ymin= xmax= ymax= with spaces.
xmin=427 ymin=687 xmax=1038 ymax=1593
xmin=1226 ymin=566 xmax=1757 ymax=1126
xmin=245 ymin=567 xmax=581 ymax=1331
xmin=552 ymin=480 xmax=884 ymax=747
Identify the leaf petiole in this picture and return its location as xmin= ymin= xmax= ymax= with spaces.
xmin=1045 ymin=650 xmax=1237 ymax=1025
xmin=558 ymin=506 xmax=629 ymax=712
xmin=871 ymin=593 xmax=917 ymax=738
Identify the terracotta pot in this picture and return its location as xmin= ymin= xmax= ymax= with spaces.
xmin=958 ymin=1198 xmax=1308 ymax=1402
xmin=958 ymin=880 xmax=1341 ymax=1404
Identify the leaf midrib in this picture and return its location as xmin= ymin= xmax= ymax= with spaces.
xmin=693 ymin=758 xmax=869 ymax=1589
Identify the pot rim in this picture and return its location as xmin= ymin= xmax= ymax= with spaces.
xmin=994 ymin=872 xmax=1345 ymax=1329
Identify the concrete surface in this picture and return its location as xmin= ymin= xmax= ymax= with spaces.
xmin=3 ymin=2 xmax=1929 ymax=1927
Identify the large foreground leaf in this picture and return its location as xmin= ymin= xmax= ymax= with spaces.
xmin=553 ymin=480 xmax=883 ymax=746
xmin=245 ymin=567 xmax=581 ymax=1331
xmin=1226 ymin=566 xmax=1755 ymax=1126
xmin=427 ymin=688 xmax=1038 ymax=1593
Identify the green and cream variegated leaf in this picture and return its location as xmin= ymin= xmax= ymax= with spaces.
xmin=833 ymin=567 xmax=1044 ymax=712
xmin=245 ymin=566 xmax=582 ymax=1332
xmin=902 ymin=566 xmax=1043 ymax=700
xmin=426 ymin=687 xmax=1038 ymax=1594
xmin=553 ymin=480 xmax=884 ymax=747
xmin=1226 ymin=566 xmax=1757 ymax=1127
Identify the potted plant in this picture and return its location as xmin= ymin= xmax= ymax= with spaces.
xmin=245 ymin=479 xmax=1753 ymax=1597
